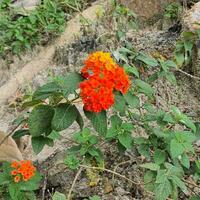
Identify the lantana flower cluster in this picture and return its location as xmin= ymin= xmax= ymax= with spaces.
xmin=11 ymin=160 xmax=36 ymax=183
xmin=80 ymin=52 xmax=130 ymax=112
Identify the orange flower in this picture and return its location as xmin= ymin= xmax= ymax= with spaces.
xmin=81 ymin=51 xmax=117 ymax=79
xmin=114 ymin=67 xmax=131 ymax=94
xmin=11 ymin=170 xmax=18 ymax=176
xmin=10 ymin=160 xmax=36 ymax=183
xmin=80 ymin=52 xmax=131 ymax=112
xmin=80 ymin=76 xmax=115 ymax=113
xmin=11 ymin=161 xmax=19 ymax=169
xmin=14 ymin=176 xmax=21 ymax=183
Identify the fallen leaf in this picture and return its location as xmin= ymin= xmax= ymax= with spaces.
xmin=0 ymin=131 xmax=23 ymax=162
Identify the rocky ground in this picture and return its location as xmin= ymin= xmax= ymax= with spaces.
xmin=0 ymin=0 xmax=200 ymax=199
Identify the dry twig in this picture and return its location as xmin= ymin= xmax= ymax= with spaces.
xmin=67 ymin=167 xmax=83 ymax=200
xmin=112 ymin=160 xmax=133 ymax=184
xmin=42 ymin=173 xmax=48 ymax=200
xmin=80 ymin=164 xmax=141 ymax=185
xmin=183 ymin=178 xmax=200 ymax=189
xmin=0 ymin=124 xmax=21 ymax=146
xmin=174 ymin=68 xmax=200 ymax=81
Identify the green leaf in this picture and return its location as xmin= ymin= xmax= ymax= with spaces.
xmin=165 ymin=60 xmax=177 ymax=68
xmin=75 ymin=107 xmax=84 ymax=130
xmin=163 ymin=113 xmax=174 ymax=124
xmin=33 ymin=82 xmax=61 ymax=100
xmin=148 ymin=71 xmax=159 ymax=82
xmin=159 ymin=60 xmax=168 ymax=72
xmin=0 ymin=170 xmax=11 ymax=185
xmin=183 ymin=35 xmax=194 ymax=56
xmin=180 ymin=116 xmax=196 ymax=133
xmin=51 ymin=103 xmax=78 ymax=131
xmin=140 ymin=163 xmax=160 ymax=171
xmin=23 ymin=191 xmax=36 ymax=200
xmin=135 ymin=137 xmax=148 ymax=145
xmin=137 ymin=52 xmax=158 ymax=67
xmin=175 ymin=52 xmax=185 ymax=67
xmin=106 ymin=127 xmax=118 ymax=139
xmin=170 ymin=139 xmax=185 ymax=158
xmin=32 ymin=136 xmax=54 ymax=154
xmin=73 ymin=128 xmax=91 ymax=143
xmin=113 ymin=51 xmax=128 ymax=63
xmin=155 ymin=179 xmax=172 ymax=200
xmin=89 ymin=136 xmax=99 ymax=146
xmin=176 ymin=131 xmax=196 ymax=143
xmin=124 ymin=64 xmax=139 ymax=77
xmin=170 ymin=175 xmax=187 ymax=193
xmin=121 ymin=123 xmax=134 ymax=131
xmin=165 ymin=72 xmax=177 ymax=85
xmin=138 ymin=144 xmax=151 ymax=158
xmin=171 ymin=183 xmax=178 ymax=200
xmin=170 ymin=131 xmax=196 ymax=156
xmin=135 ymin=79 xmax=154 ymax=97
xmin=165 ymin=163 xmax=183 ymax=177
xmin=110 ymin=115 xmax=122 ymax=129
xmin=28 ymin=105 xmax=54 ymax=137
xmin=61 ymin=72 xmax=84 ymax=95
xmin=114 ymin=92 xmax=126 ymax=113
xmin=12 ymin=129 xmax=30 ymax=139
xmin=153 ymin=150 xmax=166 ymax=165
xmin=190 ymin=196 xmax=200 ymax=200
xmin=195 ymin=122 xmax=200 ymax=140
xmin=156 ymin=170 xmax=167 ymax=184
xmin=52 ymin=192 xmax=66 ymax=200
xmin=124 ymin=91 xmax=140 ymax=108
xmin=64 ymin=155 xmax=80 ymax=170
xmin=119 ymin=47 xmax=134 ymax=54
xmin=89 ymin=196 xmax=101 ymax=200
xmin=19 ymin=173 xmax=41 ymax=191
xmin=8 ymin=184 xmax=21 ymax=200
xmin=117 ymin=132 xmax=133 ymax=149
xmin=88 ymin=148 xmax=103 ymax=163
xmin=172 ymin=106 xmax=196 ymax=132
xmin=180 ymin=153 xmax=190 ymax=169
xmin=144 ymin=171 xmax=156 ymax=191
xmin=48 ymin=130 xmax=61 ymax=140
xmin=22 ymin=99 xmax=43 ymax=109
xmin=84 ymin=110 xmax=107 ymax=136
xmin=196 ymin=29 xmax=200 ymax=39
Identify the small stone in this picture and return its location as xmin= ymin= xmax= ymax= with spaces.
xmin=12 ymin=0 xmax=40 ymax=10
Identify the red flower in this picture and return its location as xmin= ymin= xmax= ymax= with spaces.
xmin=11 ymin=170 xmax=18 ymax=176
xmin=14 ymin=176 xmax=21 ymax=183
xmin=11 ymin=160 xmax=36 ymax=183
xmin=80 ymin=52 xmax=131 ymax=112
xmin=81 ymin=51 xmax=117 ymax=79
xmin=11 ymin=161 xmax=19 ymax=169
xmin=80 ymin=76 xmax=115 ymax=113
xmin=114 ymin=67 xmax=131 ymax=94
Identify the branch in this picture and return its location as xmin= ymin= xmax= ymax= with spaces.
xmin=80 ymin=164 xmax=141 ymax=185
xmin=183 ymin=179 xmax=200 ymax=189
xmin=174 ymin=68 xmax=200 ymax=81
xmin=67 ymin=167 xmax=83 ymax=200
xmin=0 ymin=123 xmax=21 ymax=146
xmin=112 ymin=160 xmax=133 ymax=184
